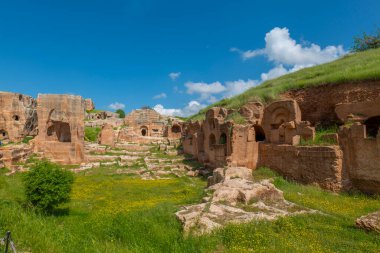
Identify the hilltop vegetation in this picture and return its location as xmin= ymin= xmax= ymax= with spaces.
xmin=188 ymin=48 xmax=380 ymax=121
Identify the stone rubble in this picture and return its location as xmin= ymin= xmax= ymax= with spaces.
xmin=176 ymin=167 xmax=318 ymax=235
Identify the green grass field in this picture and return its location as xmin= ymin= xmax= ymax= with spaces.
xmin=0 ymin=166 xmax=379 ymax=252
xmin=188 ymin=48 xmax=380 ymax=121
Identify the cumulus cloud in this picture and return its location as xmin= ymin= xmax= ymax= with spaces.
xmin=169 ymin=72 xmax=181 ymax=81
xmin=153 ymin=92 xmax=167 ymax=99
xmin=224 ymin=79 xmax=258 ymax=97
xmin=153 ymin=100 xmax=206 ymax=117
xmin=260 ymin=65 xmax=289 ymax=81
xmin=108 ymin=102 xmax=125 ymax=110
xmin=232 ymin=27 xmax=346 ymax=75
xmin=185 ymin=81 xmax=226 ymax=101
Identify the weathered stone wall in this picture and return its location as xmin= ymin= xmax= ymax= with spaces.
xmin=0 ymin=144 xmax=32 ymax=168
xmin=98 ymin=123 xmax=116 ymax=147
xmin=34 ymin=94 xmax=85 ymax=164
xmin=280 ymin=81 xmax=380 ymax=126
xmin=0 ymin=92 xmax=37 ymax=142
xmin=339 ymin=123 xmax=380 ymax=194
xmin=230 ymin=125 xmax=259 ymax=169
xmin=258 ymin=144 xmax=343 ymax=191
xmin=124 ymin=108 xmax=168 ymax=137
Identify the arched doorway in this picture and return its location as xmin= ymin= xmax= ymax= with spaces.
xmin=219 ymin=133 xmax=227 ymax=144
xmin=253 ymin=125 xmax=266 ymax=141
xmin=219 ymin=133 xmax=228 ymax=156
xmin=141 ymin=126 xmax=148 ymax=136
xmin=365 ymin=116 xmax=380 ymax=138
xmin=171 ymin=124 xmax=181 ymax=133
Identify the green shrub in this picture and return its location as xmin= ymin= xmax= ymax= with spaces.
xmin=352 ymin=29 xmax=380 ymax=52
xmin=85 ymin=127 xmax=101 ymax=142
xmin=116 ymin=109 xmax=126 ymax=118
xmin=22 ymin=136 xmax=34 ymax=144
xmin=23 ymin=161 xmax=74 ymax=212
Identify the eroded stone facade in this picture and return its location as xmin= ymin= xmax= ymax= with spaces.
xmin=0 ymin=92 xmax=37 ymax=142
xmin=183 ymin=97 xmax=380 ymax=194
xmin=34 ymin=94 xmax=85 ymax=164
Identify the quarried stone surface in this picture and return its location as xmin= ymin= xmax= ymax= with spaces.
xmin=34 ymin=94 xmax=85 ymax=164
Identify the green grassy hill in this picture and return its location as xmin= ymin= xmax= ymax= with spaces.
xmin=188 ymin=48 xmax=380 ymax=121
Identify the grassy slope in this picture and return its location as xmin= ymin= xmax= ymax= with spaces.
xmin=0 ymin=166 xmax=379 ymax=253
xmin=188 ymin=48 xmax=380 ymax=121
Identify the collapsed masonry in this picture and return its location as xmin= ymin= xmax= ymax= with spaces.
xmin=183 ymin=98 xmax=380 ymax=194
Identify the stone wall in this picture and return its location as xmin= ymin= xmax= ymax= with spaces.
xmin=258 ymin=144 xmax=343 ymax=191
xmin=0 ymin=92 xmax=37 ymax=142
xmin=0 ymin=144 xmax=32 ymax=168
xmin=34 ymin=94 xmax=85 ymax=164
xmin=280 ymin=81 xmax=380 ymax=126
xmin=339 ymin=123 xmax=380 ymax=194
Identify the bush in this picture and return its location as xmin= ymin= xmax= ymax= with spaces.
xmin=85 ymin=127 xmax=101 ymax=142
xmin=352 ymin=29 xmax=380 ymax=52
xmin=24 ymin=161 xmax=74 ymax=212
xmin=115 ymin=109 xmax=126 ymax=118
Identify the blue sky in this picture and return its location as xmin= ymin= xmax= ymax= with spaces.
xmin=0 ymin=0 xmax=379 ymax=116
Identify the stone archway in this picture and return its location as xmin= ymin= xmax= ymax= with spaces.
xmin=141 ymin=126 xmax=148 ymax=136
xmin=171 ymin=124 xmax=181 ymax=133
xmin=253 ymin=125 xmax=266 ymax=141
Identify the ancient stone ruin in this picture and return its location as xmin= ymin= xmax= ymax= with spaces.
xmin=183 ymin=97 xmax=380 ymax=194
xmin=34 ymin=94 xmax=85 ymax=164
xmin=0 ymin=91 xmax=37 ymax=143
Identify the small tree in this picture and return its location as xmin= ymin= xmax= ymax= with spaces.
xmin=352 ymin=29 xmax=380 ymax=52
xmin=116 ymin=109 xmax=126 ymax=118
xmin=24 ymin=161 xmax=74 ymax=212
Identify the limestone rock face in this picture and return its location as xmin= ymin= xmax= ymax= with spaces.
xmin=34 ymin=94 xmax=85 ymax=164
xmin=355 ymin=211 xmax=380 ymax=233
xmin=84 ymin=98 xmax=95 ymax=111
xmin=0 ymin=92 xmax=37 ymax=142
xmin=177 ymin=167 xmax=316 ymax=235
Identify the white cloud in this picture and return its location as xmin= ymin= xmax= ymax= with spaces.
xmin=153 ymin=100 xmax=206 ymax=117
xmin=169 ymin=72 xmax=181 ymax=81
xmin=185 ymin=81 xmax=226 ymax=101
xmin=108 ymin=102 xmax=125 ymax=110
xmin=260 ymin=65 xmax=289 ymax=81
xmin=224 ymin=79 xmax=258 ymax=97
xmin=232 ymin=27 xmax=346 ymax=69
xmin=153 ymin=92 xmax=167 ymax=99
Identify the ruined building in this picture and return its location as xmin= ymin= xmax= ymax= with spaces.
xmin=0 ymin=92 xmax=37 ymax=142
xmin=34 ymin=94 xmax=85 ymax=164
xmin=183 ymin=97 xmax=380 ymax=194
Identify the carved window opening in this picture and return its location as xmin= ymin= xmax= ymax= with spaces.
xmin=13 ymin=115 xmax=20 ymax=121
xmin=0 ymin=129 xmax=8 ymax=140
xmin=365 ymin=116 xmax=380 ymax=138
